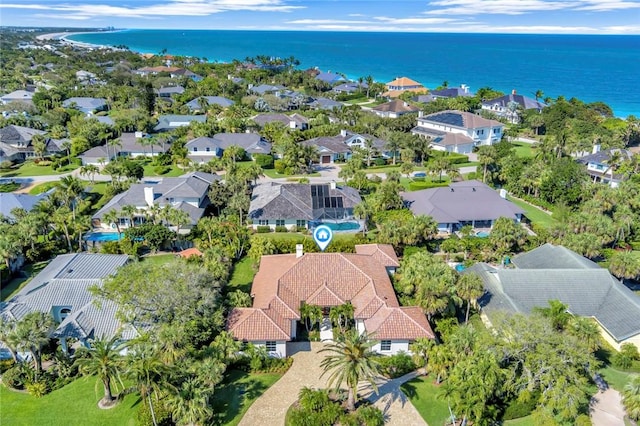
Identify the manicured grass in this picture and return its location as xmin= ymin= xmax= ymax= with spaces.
xmin=600 ymin=366 xmax=638 ymax=392
xmin=455 ymin=161 xmax=480 ymax=168
xmin=0 ymin=161 xmax=79 ymax=177
xmin=512 ymin=142 xmax=535 ymax=159
xmin=210 ymin=369 xmax=283 ymax=426
xmin=1 ymin=261 xmax=49 ymax=301
xmin=0 ymin=182 xmax=21 ymax=192
xmin=504 ymin=416 xmax=535 ymax=425
xmin=507 ymin=195 xmax=557 ymax=229
xmin=401 ymin=374 xmax=450 ymax=425
xmin=28 ymin=181 xmax=59 ymax=194
xmin=0 ymin=377 xmax=138 ymax=426
xmin=142 ymin=164 xmax=185 ymax=177
xmin=84 ymin=181 xmax=111 ymax=212
xmin=140 ymin=253 xmax=177 ymax=265
xmin=228 ymin=256 xmax=256 ymax=293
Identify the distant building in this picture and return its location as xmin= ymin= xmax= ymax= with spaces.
xmin=371 ymin=99 xmax=420 ymax=118
xmin=185 ymin=96 xmax=234 ymax=112
xmin=481 ymin=90 xmax=546 ymax=123
xmin=0 ymin=90 xmax=35 ymax=106
xmin=576 ymin=146 xmax=633 ymax=188
xmin=154 ymin=115 xmax=207 ymax=132
xmin=62 ymin=97 xmax=107 ymax=116
xmin=252 ymin=113 xmax=309 ymax=131
xmin=383 ymin=77 xmax=425 ymax=98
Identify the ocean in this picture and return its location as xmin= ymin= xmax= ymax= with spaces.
xmin=68 ymin=30 xmax=640 ymax=118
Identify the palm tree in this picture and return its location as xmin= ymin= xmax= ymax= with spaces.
xmin=79 ymin=164 xmax=99 ymax=184
xmin=568 ymin=317 xmax=601 ymax=353
xmin=126 ymin=343 xmax=169 ymax=426
xmin=103 ymin=210 xmax=121 ymax=235
xmin=121 ymin=204 xmax=139 ymax=228
xmin=31 ymin=134 xmax=47 ymax=160
xmin=57 ymin=175 xmax=84 ymax=220
xmin=15 ymin=312 xmax=53 ymax=375
xmin=166 ymin=378 xmax=213 ymax=426
xmin=76 ymin=336 xmax=125 ymax=407
xmin=622 ymin=375 xmax=640 ymax=421
xmin=320 ymin=330 xmax=381 ymax=412
xmin=534 ymin=299 xmax=571 ymax=331
xmin=456 ymin=273 xmax=484 ymax=323
xmin=0 ymin=317 xmax=19 ymax=363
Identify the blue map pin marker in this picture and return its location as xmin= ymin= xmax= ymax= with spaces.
xmin=313 ymin=225 xmax=333 ymax=252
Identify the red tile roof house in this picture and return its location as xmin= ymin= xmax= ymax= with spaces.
xmin=227 ymin=244 xmax=434 ymax=357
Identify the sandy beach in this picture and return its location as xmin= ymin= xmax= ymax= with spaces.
xmin=36 ymin=30 xmax=122 ymax=49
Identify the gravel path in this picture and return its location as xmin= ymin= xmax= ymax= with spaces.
xmin=239 ymin=341 xmax=427 ymax=426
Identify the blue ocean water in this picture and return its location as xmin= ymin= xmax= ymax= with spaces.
xmin=69 ymin=30 xmax=640 ymax=117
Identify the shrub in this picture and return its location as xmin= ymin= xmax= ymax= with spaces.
xmin=0 ymin=160 xmax=13 ymax=170
xmin=407 ymin=180 xmax=449 ymax=191
xmin=296 ymin=226 xmax=308 ymax=233
xmin=275 ymin=225 xmax=288 ymax=233
xmin=254 ymin=154 xmax=275 ymax=169
xmin=355 ymin=405 xmax=385 ymax=426
xmin=575 ymin=415 xmax=593 ymax=426
xmin=612 ymin=343 xmax=639 ymax=370
xmin=502 ymin=393 xmax=539 ymax=420
xmin=0 ymin=359 xmax=15 ymax=373
xmin=137 ymin=401 xmax=173 ymax=426
xmin=377 ymin=352 xmax=417 ymax=378
xmin=25 ymin=380 xmax=49 ymax=397
xmin=373 ymin=158 xmax=387 ymax=166
xmin=256 ymin=226 xmax=272 ymax=233
xmin=466 ymin=171 xmax=478 ymax=180
xmin=2 ymin=365 xmax=29 ymax=390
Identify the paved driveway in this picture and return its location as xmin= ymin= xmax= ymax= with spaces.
xmin=239 ymin=341 xmax=427 ymax=425
xmin=590 ymin=389 xmax=626 ymax=426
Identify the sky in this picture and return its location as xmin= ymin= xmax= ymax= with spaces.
xmin=2 ymin=0 xmax=640 ymax=34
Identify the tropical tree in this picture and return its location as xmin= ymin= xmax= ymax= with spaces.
xmin=103 ymin=210 xmax=121 ymax=235
xmin=166 ymin=378 xmax=213 ymax=426
xmin=533 ymin=299 xmax=571 ymax=331
xmin=126 ymin=342 xmax=170 ymax=426
xmin=608 ymin=250 xmax=640 ymax=281
xmin=489 ymin=217 xmax=528 ymax=255
xmin=456 ymin=273 xmax=484 ymax=323
xmin=79 ymin=164 xmax=100 ymax=184
xmin=14 ymin=312 xmax=53 ymax=375
xmin=0 ymin=317 xmax=19 ymax=363
xmin=76 ymin=336 xmax=125 ymax=407
xmin=320 ymin=330 xmax=381 ymax=412
xmin=31 ymin=133 xmax=47 ymax=160
xmin=476 ymin=145 xmax=498 ymax=184
xmin=568 ymin=317 xmax=601 ymax=353
xmin=622 ymin=375 xmax=640 ymax=421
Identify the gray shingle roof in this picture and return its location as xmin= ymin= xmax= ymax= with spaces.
xmin=0 ymin=193 xmax=48 ymax=219
xmin=511 ymin=243 xmax=600 ymax=269
xmin=186 ymin=96 xmax=234 ymax=110
xmin=470 ymin=262 xmax=640 ymax=341
xmin=577 ymin=148 xmax=633 ymax=166
xmin=212 ymin=133 xmax=271 ymax=154
xmin=154 ymin=115 xmax=207 ymax=131
xmin=0 ymin=125 xmax=44 ymax=145
xmin=302 ymin=136 xmax=351 ymax=154
xmin=62 ymin=97 xmax=107 ymax=112
xmin=482 ymin=93 xmax=546 ymax=111
xmin=402 ymin=180 xmax=524 ymax=223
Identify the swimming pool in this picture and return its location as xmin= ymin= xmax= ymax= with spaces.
xmin=84 ymin=232 xmax=124 ymax=242
xmin=475 ymin=231 xmax=491 ymax=238
xmin=319 ymin=222 xmax=361 ymax=231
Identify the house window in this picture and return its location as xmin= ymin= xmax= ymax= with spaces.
xmin=275 ymin=219 xmax=285 ymax=227
xmin=59 ymin=308 xmax=71 ymax=322
xmin=265 ymin=341 xmax=277 ymax=352
xmin=205 ymin=147 xmax=210 ymax=152
xmin=296 ymin=220 xmax=306 ymax=228
xmin=193 ymin=147 xmax=198 ymax=152
xmin=258 ymin=219 xmax=269 ymax=226
xmin=380 ymin=340 xmax=392 ymax=351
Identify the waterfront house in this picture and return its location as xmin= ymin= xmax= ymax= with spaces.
xmin=332 ymin=82 xmax=368 ymax=95
xmin=481 ymin=90 xmax=546 ymax=123
xmin=227 ymin=244 xmax=434 ymax=357
xmin=467 ymin=243 xmax=640 ymax=351
xmin=411 ymin=110 xmax=504 ymax=153
xmin=430 ymin=85 xmax=473 ymax=99
xmin=576 ymin=146 xmax=632 ymax=188
xmin=383 ymin=77 xmax=426 ymax=97
xmin=135 ymin=66 xmax=202 ymax=81
xmin=315 ymin=71 xmax=346 ymax=85
xmin=401 ymin=180 xmax=524 ymax=233
xmin=248 ymin=181 xmax=362 ymax=231
xmin=371 ymin=99 xmax=420 ymax=118
xmin=0 ymin=253 xmax=133 ymax=355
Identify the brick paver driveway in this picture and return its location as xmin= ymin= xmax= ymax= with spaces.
xmin=239 ymin=341 xmax=427 ymax=425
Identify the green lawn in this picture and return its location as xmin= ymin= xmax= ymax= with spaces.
xmin=400 ymin=374 xmax=451 ymax=425
xmin=507 ymin=195 xmax=557 ymax=229
xmin=600 ymin=366 xmax=638 ymax=392
xmin=1 ymin=261 xmax=49 ymax=301
xmin=210 ymin=369 xmax=283 ymax=426
xmin=28 ymin=181 xmax=59 ymax=194
xmin=0 ymin=377 xmax=138 ymax=426
xmin=504 ymin=416 xmax=535 ymax=425
xmin=0 ymin=182 xmax=21 ymax=192
xmin=140 ymin=253 xmax=177 ymax=265
xmin=262 ymin=169 xmax=320 ymax=179
xmin=0 ymin=161 xmax=79 ymax=177
xmin=228 ymin=257 xmax=256 ymax=293
xmin=512 ymin=142 xmax=535 ymax=159
xmin=142 ymin=164 xmax=185 ymax=177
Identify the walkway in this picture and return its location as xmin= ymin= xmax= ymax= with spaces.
xmin=239 ymin=341 xmax=427 ymax=426
xmin=590 ymin=389 xmax=627 ymax=426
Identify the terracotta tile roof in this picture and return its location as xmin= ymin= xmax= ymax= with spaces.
xmin=355 ymin=244 xmax=400 ymax=267
xmin=365 ymin=307 xmax=435 ymax=340
xmin=353 ymin=295 xmax=385 ymax=319
xmin=383 ymin=88 xmax=428 ymax=98
xmin=177 ymin=248 xmax=203 ymax=258
xmin=386 ymin=77 xmax=423 ymax=88
xmin=307 ymin=285 xmax=344 ymax=307
xmin=227 ymin=308 xmax=290 ymax=341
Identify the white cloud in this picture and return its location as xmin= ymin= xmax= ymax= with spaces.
xmin=575 ymin=0 xmax=640 ymax=10
xmin=0 ymin=0 xmax=303 ymax=20
xmin=286 ymin=19 xmax=374 ymax=25
xmin=424 ymin=0 xmax=573 ymax=15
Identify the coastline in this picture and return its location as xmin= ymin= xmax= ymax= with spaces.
xmin=37 ymin=30 xmax=126 ymax=50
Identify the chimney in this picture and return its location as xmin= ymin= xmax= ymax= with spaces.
xmin=289 ymin=120 xmax=296 ymax=129
xmin=418 ymin=110 xmax=424 ymax=118
xmin=499 ymin=189 xmax=508 ymax=199
xmin=143 ymin=187 xmax=155 ymax=207
xmin=592 ymin=144 xmax=601 ymax=154
xmin=511 ymin=89 xmax=517 ymax=95
xmin=340 ymin=129 xmax=347 ymax=137
xmin=461 ymin=84 xmax=469 ymax=93
xmin=135 ymin=131 xmax=144 ymax=138
xmin=330 ymin=181 xmax=337 ymax=190
xmin=296 ymin=244 xmax=304 ymax=258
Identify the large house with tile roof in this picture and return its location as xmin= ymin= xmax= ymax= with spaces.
xmin=467 ymin=243 xmax=640 ymax=350
xmin=411 ymin=110 xmax=504 ymax=153
xmin=248 ymin=182 xmax=362 ymax=231
xmin=481 ymin=90 xmax=546 ymax=123
xmin=371 ymin=100 xmax=420 ymax=119
xmin=402 ymin=180 xmax=524 ymax=233
xmin=93 ymin=173 xmax=219 ymax=232
xmin=0 ymin=253 xmax=133 ymax=356
xmin=302 ymin=130 xmax=391 ymax=164
xmin=384 ymin=77 xmax=426 ymax=98
xmin=0 ymin=125 xmax=65 ymax=162
xmin=227 ymin=244 xmax=434 ymax=357
xmin=252 ymin=113 xmax=309 ymax=130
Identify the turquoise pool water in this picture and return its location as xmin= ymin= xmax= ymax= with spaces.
xmin=321 ymin=222 xmax=361 ymax=231
xmin=455 ymin=264 xmax=466 ymax=272
xmin=85 ymin=232 xmax=124 ymax=242
xmin=475 ymin=231 xmax=491 ymax=238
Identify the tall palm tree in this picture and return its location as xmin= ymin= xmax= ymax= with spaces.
xmin=15 ymin=312 xmax=53 ymax=375
xmin=622 ymin=375 xmax=640 ymax=421
xmin=103 ymin=210 xmax=121 ymax=235
xmin=320 ymin=330 xmax=381 ymax=412
xmin=0 ymin=317 xmax=19 ymax=363
xmin=126 ymin=343 xmax=169 ymax=426
xmin=76 ymin=336 xmax=125 ymax=407
xmin=121 ymin=204 xmax=139 ymax=228
xmin=166 ymin=377 xmax=213 ymax=426
xmin=57 ymin=175 xmax=84 ymax=220
xmin=568 ymin=317 xmax=601 ymax=353
xmin=456 ymin=273 xmax=484 ymax=323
